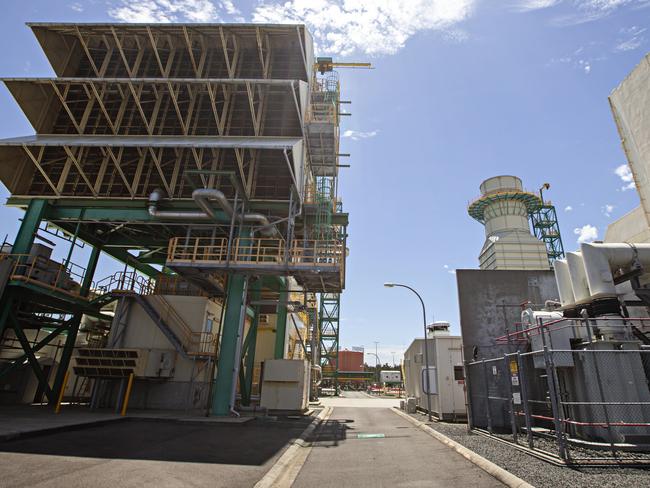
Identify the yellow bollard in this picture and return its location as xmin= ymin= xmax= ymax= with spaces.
xmin=54 ymin=370 xmax=70 ymax=414
xmin=121 ymin=373 xmax=135 ymax=416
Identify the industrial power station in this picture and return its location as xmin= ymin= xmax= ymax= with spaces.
xmin=0 ymin=22 xmax=355 ymax=416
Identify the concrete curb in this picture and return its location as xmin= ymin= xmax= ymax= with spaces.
xmin=391 ymin=408 xmax=535 ymax=488
xmin=0 ymin=416 xmax=127 ymax=442
xmin=254 ymin=406 xmax=333 ymax=488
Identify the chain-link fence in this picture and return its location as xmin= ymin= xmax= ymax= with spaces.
xmin=466 ymin=343 xmax=650 ymax=466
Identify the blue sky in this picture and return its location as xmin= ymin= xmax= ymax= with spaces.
xmin=0 ymin=0 xmax=648 ymax=363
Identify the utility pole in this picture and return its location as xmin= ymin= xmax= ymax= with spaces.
xmin=373 ymin=341 xmax=380 ymax=383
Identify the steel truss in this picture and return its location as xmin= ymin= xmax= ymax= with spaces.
xmin=319 ymin=293 xmax=340 ymax=389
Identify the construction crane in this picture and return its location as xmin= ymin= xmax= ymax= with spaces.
xmin=316 ymin=57 xmax=372 ymax=74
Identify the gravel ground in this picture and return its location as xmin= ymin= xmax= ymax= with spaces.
xmin=408 ymin=411 xmax=650 ymax=488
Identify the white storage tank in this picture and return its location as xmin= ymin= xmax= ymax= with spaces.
xmin=403 ymin=334 xmax=466 ymax=421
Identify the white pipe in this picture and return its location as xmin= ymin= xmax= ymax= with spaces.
xmin=566 ymin=251 xmax=591 ymax=303
xmin=147 ymin=188 xmax=279 ymax=237
xmin=192 ymin=188 xmax=279 ymax=237
xmin=580 ymin=242 xmax=650 ymax=298
xmin=553 ymin=259 xmax=575 ymax=306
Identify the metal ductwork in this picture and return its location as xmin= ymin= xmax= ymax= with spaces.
xmin=147 ymin=188 xmax=279 ymax=237
xmin=580 ymin=242 xmax=650 ymax=298
xmin=566 ymin=251 xmax=591 ymax=303
xmin=553 ymin=259 xmax=575 ymax=307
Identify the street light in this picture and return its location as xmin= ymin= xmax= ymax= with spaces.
xmin=384 ymin=282 xmax=433 ymax=422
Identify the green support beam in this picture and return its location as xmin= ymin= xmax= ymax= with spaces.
xmin=12 ymin=199 xmax=48 ymax=254
xmin=211 ymin=273 xmax=248 ymax=416
xmin=50 ymin=245 xmax=101 ymax=405
xmin=274 ymin=280 xmax=288 ymax=359
xmin=241 ymin=280 xmax=261 ymax=406
xmin=0 ymin=200 xmax=47 ymax=338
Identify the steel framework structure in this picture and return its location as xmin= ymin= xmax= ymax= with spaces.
xmin=0 ymin=22 xmax=351 ymax=413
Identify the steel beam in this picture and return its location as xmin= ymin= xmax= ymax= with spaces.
xmin=274 ymin=278 xmax=288 ymax=359
xmin=211 ymin=273 xmax=248 ymax=416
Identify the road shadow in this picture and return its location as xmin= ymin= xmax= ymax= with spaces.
xmin=307 ymin=419 xmax=352 ymax=448
xmin=0 ymin=417 xmax=312 ymax=465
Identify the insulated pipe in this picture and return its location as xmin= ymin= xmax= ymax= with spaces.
xmin=191 ymin=188 xmax=279 ymax=237
xmin=553 ymin=259 xmax=575 ymax=307
xmin=566 ymin=251 xmax=591 ymax=303
xmin=147 ymin=189 xmax=279 ymax=237
xmin=580 ymin=242 xmax=650 ymax=298
xmin=147 ymin=188 xmax=211 ymax=220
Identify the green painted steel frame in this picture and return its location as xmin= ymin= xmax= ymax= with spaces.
xmin=530 ymin=204 xmax=565 ymax=265
xmin=319 ymin=293 xmax=340 ymax=390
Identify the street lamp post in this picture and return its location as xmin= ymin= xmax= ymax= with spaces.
xmin=384 ymin=282 xmax=433 ymax=422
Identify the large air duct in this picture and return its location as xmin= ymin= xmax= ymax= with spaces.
xmin=553 ymin=259 xmax=575 ymax=306
xmin=566 ymin=251 xmax=591 ymax=303
xmin=580 ymin=242 xmax=650 ymax=298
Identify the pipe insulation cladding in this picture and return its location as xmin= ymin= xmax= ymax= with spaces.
xmin=566 ymin=251 xmax=591 ymax=303
xmin=556 ymin=243 xmax=650 ymax=305
xmin=553 ymin=259 xmax=575 ymax=306
xmin=147 ymin=188 xmax=279 ymax=237
xmin=580 ymin=242 xmax=650 ymax=298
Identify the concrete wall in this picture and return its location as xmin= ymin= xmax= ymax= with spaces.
xmin=456 ymin=269 xmax=559 ymax=361
xmin=109 ymin=295 xmax=222 ymax=411
xmin=456 ymin=269 xmax=558 ymax=431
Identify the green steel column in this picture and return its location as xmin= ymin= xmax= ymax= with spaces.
xmin=212 ymin=274 xmax=248 ymax=415
xmin=12 ymin=199 xmax=47 ymax=254
xmin=274 ymin=283 xmax=288 ymax=359
xmin=50 ymin=245 xmax=101 ymax=405
xmin=0 ymin=199 xmax=47 ymax=339
xmin=241 ymin=281 xmax=261 ymax=405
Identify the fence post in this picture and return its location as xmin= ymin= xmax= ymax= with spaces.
xmin=482 ymin=359 xmax=493 ymax=434
xmin=517 ymin=351 xmax=534 ymax=449
xmin=464 ymin=361 xmax=474 ymax=432
xmin=505 ymin=354 xmax=518 ymax=443
xmin=542 ymin=344 xmax=567 ymax=460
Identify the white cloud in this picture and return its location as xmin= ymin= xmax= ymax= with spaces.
xmin=550 ymin=0 xmax=649 ymax=26
xmin=70 ymin=2 xmax=83 ymax=12
xmin=602 ymin=204 xmax=614 ymax=217
xmin=443 ymin=264 xmax=455 ymax=274
xmin=615 ymin=163 xmax=636 ymax=191
xmin=564 ymin=205 xmax=573 ymax=212
xmin=342 ymin=129 xmax=378 ymax=140
xmin=614 ymin=26 xmax=646 ymax=52
xmin=252 ymin=0 xmax=475 ymax=56
xmin=513 ymin=0 xmax=562 ymax=11
xmin=574 ymin=224 xmax=598 ymax=244
xmin=108 ymin=0 xmax=240 ymax=23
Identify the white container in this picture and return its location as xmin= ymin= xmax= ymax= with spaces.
xmin=260 ymin=359 xmax=310 ymax=412
xmin=403 ymin=335 xmax=466 ymax=420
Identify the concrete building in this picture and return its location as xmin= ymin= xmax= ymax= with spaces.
xmin=605 ymin=52 xmax=650 ymax=243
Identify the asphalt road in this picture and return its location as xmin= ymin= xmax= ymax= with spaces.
xmin=0 ymin=417 xmax=311 ymax=488
xmin=292 ymin=406 xmax=504 ymax=488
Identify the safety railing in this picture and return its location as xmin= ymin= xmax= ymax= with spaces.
xmin=0 ymin=253 xmax=87 ymax=298
xmin=146 ymin=294 xmax=216 ymax=357
xmin=167 ymin=237 xmax=345 ymax=268
xmin=95 ymin=270 xmax=155 ymax=296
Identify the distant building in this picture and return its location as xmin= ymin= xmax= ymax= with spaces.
xmin=339 ymin=349 xmax=364 ymax=372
